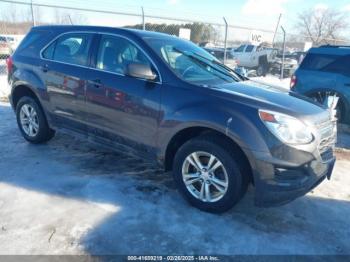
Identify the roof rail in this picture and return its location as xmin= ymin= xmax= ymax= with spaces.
xmin=319 ymin=44 xmax=350 ymax=48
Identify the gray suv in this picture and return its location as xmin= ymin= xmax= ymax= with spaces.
xmin=8 ymin=26 xmax=336 ymax=213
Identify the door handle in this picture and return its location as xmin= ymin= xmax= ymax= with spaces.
xmin=40 ymin=64 xmax=49 ymax=73
xmin=88 ymin=79 xmax=102 ymax=88
xmin=345 ymin=83 xmax=350 ymax=87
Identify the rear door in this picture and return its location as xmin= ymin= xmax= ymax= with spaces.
xmin=85 ymin=34 xmax=162 ymax=155
xmin=40 ymin=32 xmax=94 ymax=132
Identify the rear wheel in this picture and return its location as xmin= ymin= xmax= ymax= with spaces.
xmin=16 ymin=96 xmax=55 ymax=143
xmin=308 ymin=91 xmax=345 ymax=123
xmin=173 ymin=135 xmax=248 ymax=213
xmin=256 ymin=64 xmax=264 ymax=76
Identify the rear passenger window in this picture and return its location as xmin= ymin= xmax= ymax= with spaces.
xmin=43 ymin=33 xmax=92 ymax=66
xmin=300 ymin=53 xmax=339 ymax=71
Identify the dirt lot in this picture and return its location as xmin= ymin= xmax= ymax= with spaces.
xmin=0 ymin=101 xmax=350 ymax=255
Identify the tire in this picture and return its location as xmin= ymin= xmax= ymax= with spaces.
xmin=256 ymin=65 xmax=264 ymax=76
xmin=173 ymin=135 xmax=248 ymax=213
xmin=16 ymin=96 xmax=55 ymax=143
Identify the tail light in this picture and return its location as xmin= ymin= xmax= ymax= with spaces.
xmin=290 ymin=75 xmax=297 ymax=90
xmin=6 ymin=56 xmax=13 ymax=75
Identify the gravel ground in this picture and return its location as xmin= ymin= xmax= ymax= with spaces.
xmin=0 ymin=101 xmax=350 ymax=255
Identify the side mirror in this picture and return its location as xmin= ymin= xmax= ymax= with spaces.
xmin=126 ymin=63 xmax=157 ymax=81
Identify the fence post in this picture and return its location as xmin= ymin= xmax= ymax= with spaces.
xmin=30 ymin=0 xmax=36 ymax=26
xmin=223 ymin=17 xmax=228 ymax=65
xmin=280 ymin=26 xmax=286 ymax=79
xmin=141 ymin=6 xmax=145 ymax=30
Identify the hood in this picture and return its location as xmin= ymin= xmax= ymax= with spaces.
xmin=274 ymin=57 xmax=298 ymax=65
xmin=211 ymin=80 xmax=331 ymax=124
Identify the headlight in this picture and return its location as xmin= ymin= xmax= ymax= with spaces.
xmin=259 ymin=110 xmax=313 ymax=145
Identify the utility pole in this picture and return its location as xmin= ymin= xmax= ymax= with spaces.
xmin=30 ymin=0 xmax=36 ymax=26
xmin=223 ymin=17 xmax=228 ymax=65
xmin=280 ymin=26 xmax=286 ymax=79
xmin=272 ymin=13 xmax=282 ymax=47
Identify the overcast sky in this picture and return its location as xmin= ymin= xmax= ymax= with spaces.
xmin=27 ymin=0 xmax=350 ymax=27
xmin=2 ymin=0 xmax=350 ymax=40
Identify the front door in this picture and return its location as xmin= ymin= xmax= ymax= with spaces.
xmin=85 ymin=34 xmax=162 ymax=155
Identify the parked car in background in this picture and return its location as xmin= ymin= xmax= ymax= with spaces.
xmin=291 ymin=45 xmax=350 ymax=125
xmin=0 ymin=36 xmax=13 ymax=58
xmin=5 ymin=36 xmax=16 ymax=49
xmin=231 ymin=44 xmax=277 ymax=76
xmin=204 ymin=47 xmax=237 ymax=69
xmin=288 ymin=51 xmax=306 ymax=64
xmin=270 ymin=57 xmax=298 ymax=78
xmin=8 ymin=25 xmax=336 ymax=213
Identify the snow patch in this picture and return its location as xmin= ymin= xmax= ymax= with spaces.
xmin=0 ymin=75 xmax=10 ymax=98
xmin=251 ymin=75 xmax=291 ymax=90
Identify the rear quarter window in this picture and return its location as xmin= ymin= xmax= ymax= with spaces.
xmin=323 ymin=55 xmax=350 ymax=76
xmin=15 ymin=30 xmax=54 ymax=57
xmin=300 ymin=53 xmax=339 ymax=71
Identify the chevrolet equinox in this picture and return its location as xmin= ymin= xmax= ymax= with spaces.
xmin=7 ymin=26 xmax=337 ymax=213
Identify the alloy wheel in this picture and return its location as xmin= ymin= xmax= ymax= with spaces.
xmin=20 ymin=104 xmax=39 ymax=137
xmin=182 ymin=151 xmax=229 ymax=203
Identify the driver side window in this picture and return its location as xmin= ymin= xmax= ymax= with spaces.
xmin=96 ymin=35 xmax=152 ymax=75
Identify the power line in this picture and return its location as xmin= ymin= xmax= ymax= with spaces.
xmin=0 ymin=0 xmax=277 ymax=33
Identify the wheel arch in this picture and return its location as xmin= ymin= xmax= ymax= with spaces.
xmin=163 ymin=126 xmax=254 ymax=184
xmin=12 ymin=84 xmax=41 ymax=110
xmin=10 ymin=84 xmax=52 ymax=128
xmin=305 ymin=88 xmax=350 ymax=123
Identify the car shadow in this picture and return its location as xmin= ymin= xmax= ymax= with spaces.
xmin=0 ymin=102 xmax=349 ymax=255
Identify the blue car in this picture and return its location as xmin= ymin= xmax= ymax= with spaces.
xmin=291 ymin=45 xmax=350 ymax=124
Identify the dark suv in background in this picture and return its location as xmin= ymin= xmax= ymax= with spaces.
xmin=291 ymin=45 xmax=350 ymax=125
xmin=7 ymin=26 xmax=336 ymax=213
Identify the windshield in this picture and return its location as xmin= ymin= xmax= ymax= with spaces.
xmin=144 ymin=37 xmax=241 ymax=86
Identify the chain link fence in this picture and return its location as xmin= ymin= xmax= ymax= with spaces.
xmin=1 ymin=0 xmax=350 ymax=81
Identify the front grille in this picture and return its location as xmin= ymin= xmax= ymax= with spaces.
xmin=316 ymin=120 xmax=336 ymax=162
xmin=318 ymin=121 xmax=334 ymax=140
xmin=320 ymin=148 xmax=334 ymax=162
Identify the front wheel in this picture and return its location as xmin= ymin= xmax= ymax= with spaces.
xmin=173 ymin=136 xmax=248 ymax=213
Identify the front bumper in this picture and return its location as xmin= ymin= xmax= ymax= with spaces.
xmin=252 ymin=152 xmax=336 ymax=207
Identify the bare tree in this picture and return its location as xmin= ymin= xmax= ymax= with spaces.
xmin=297 ymin=8 xmax=349 ymax=46
xmin=1 ymin=3 xmax=19 ymax=23
xmin=53 ymin=9 xmax=87 ymax=25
